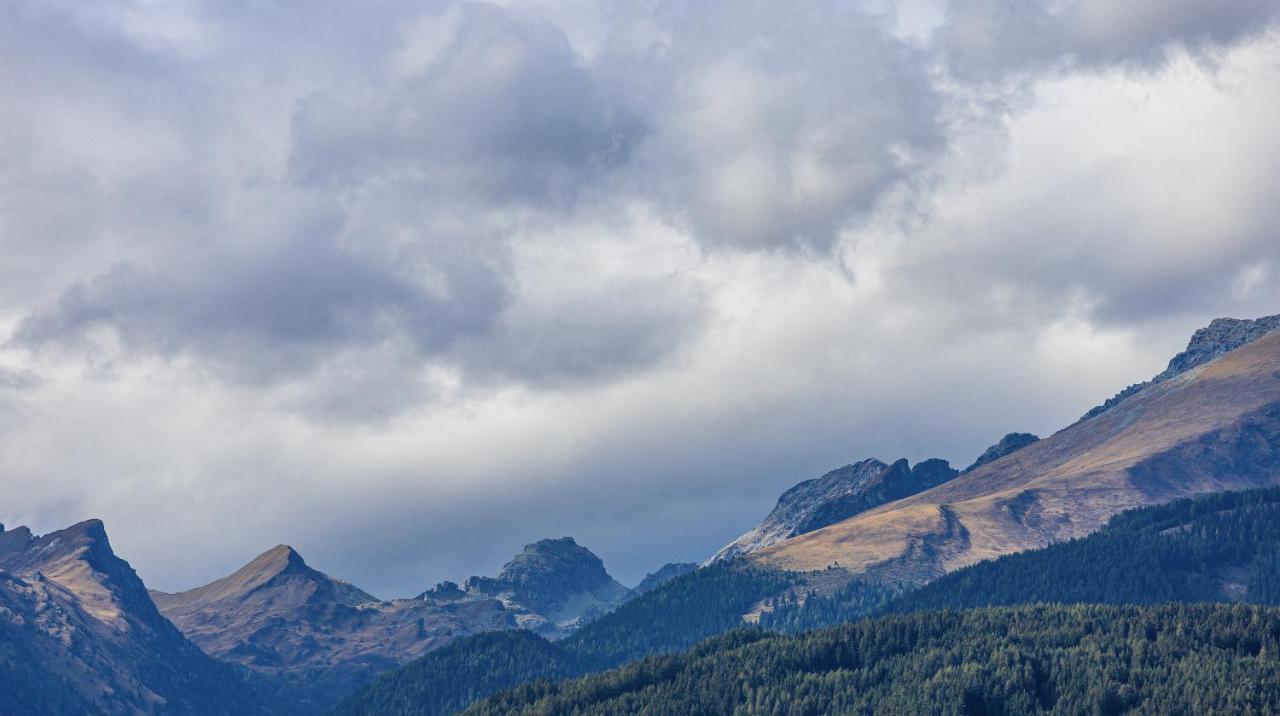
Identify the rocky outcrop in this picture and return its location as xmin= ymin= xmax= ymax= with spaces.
xmin=754 ymin=319 xmax=1280 ymax=584
xmin=634 ymin=562 xmax=699 ymax=594
xmin=1081 ymin=314 xmax=1280 ymax=421
xmin=459 ymin=538 xmax=632 ymax=632
xmin=0 ymin=520 xmax=262 ymax=714
xmin=964 ymin=433 xmax=1040 ymax=472
xmin=710 ymin=457 xmax=960 ymax=563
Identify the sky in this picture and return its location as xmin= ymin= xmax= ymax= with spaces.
xmin=3 ymin=1 xmax=1280 ymax=598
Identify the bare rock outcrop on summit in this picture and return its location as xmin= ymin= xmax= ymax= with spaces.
xmin=1081 ymin=314 xmax=1280 ymax=421
xmin=964 ymin=433 xmax=1040 ymax=472
xmin=457 ymin=537 xmax=632 ymax=632
xmin=754 ymin=318 xmax=1280 ymax=584
xmin=710 ymin=457 xmax=961 ymax=563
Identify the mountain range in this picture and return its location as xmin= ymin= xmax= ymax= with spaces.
xmin=4 ymin=313 xmax=1280 ymax=714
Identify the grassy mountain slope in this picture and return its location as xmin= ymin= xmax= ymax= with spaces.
xmin=755 ymin=328 xmax=1280 ymax=582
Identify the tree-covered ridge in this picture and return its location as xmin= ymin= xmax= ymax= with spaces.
xmin=467 ymin=603 xmax=1280 ymax=715
xmin=330 ymin=562 xmax=794 ymax=716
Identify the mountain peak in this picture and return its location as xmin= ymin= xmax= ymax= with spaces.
xmin=1083 ymin=313 xmax=1280 ymax=421
xmin=710 ymin=456 xmax=960 ymax=562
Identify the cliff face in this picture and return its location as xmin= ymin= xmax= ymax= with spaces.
xmin=754 ymin=324 xmax=1280 ymax=584
xmin=710 ymin=458 xmax=960 ymax=563
xmin=0 ymin=520 xmax=261 ymax=715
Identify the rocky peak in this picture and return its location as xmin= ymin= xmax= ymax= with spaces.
xmin=482 ymin=537 xmax=629 ymax=617
xmin=1082 ymin=314 xmax=1280 ymax=421
xmin=1158 ymin=315 xmax=1280 ymax=380
xmin=447 ymin=537 xmax=632 ymax=632
xmin=965 ymin=433 xmax=1040 ymax=472
xmin=710 ymin=456 xmax=961 ymax=563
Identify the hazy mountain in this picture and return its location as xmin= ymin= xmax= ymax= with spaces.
xmin=634 ymin=562 xmax=698 ymax=594
xmin=0 ymin=519 xmax=262 ymax=715
xmin=753 ymin=316 xmax=1280 ymax=582
xmin=457 ymin=537 xmax=632 ymax=632
xmin=709 ymin=457 xmax=960 ymax=562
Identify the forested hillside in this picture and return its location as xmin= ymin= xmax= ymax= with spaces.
xmin=468 ymin=603 xmax=1280 ymax=715
xmin=331 ymin=563 xmax=793 ymax=716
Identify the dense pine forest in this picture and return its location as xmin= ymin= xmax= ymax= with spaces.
xmin=467 ymin=603 xmax=1280 ymax=715
xmin=331 ymin=563 xmax=793 ymax=716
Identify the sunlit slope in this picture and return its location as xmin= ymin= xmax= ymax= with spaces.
xmin=754 ymin=330 xmax=1280 ymax=580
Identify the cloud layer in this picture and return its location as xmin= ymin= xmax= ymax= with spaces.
xmin=2 ymin=0 xmax=1280 ymax=595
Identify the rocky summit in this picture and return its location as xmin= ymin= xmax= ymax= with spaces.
xmin=460 ymin=537 xmax=632 ymax=632
xmin=964 ymin=432 xmax=1040 ymax=472
xmin=1081 ymin=314 xmax=1280 ymax=421
xmin=710 ymin=457 xmax=961 ymax=563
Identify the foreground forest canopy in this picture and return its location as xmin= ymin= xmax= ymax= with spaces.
xmin=467 ymin=603 xmax=1280 ymax=715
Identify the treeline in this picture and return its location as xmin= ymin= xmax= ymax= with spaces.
xmin=888 ymin=486 xmax=1280 ymax=613
xmin=467 ymin=603 xmax=1280 ymax=715
xmin=330 ymin=562 xmax=793 ymax=716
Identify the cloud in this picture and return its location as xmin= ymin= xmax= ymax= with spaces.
xmin=938 ymin=0 xmax=1280 ymax=76
xmin=2 ymin=0 xmax=1280 ymax=596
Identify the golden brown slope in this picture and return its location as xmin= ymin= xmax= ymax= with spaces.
xmin=753 ymin=330 xmax=1280 ymax=582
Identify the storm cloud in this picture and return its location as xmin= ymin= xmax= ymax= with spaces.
xmin=2 ymin=1 xmax=1280 ymax=596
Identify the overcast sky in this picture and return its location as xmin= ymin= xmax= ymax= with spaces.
xmin=3 ymin=0 xmax=1280 ymax=598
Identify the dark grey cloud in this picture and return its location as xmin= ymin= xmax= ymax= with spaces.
xmin=15 ymin=229 xmax=508 ymax=385
xmin=939 ymin=0 xmax=1280 ymax=76
xmin=289 ymin=2 xmax=643 ymax=207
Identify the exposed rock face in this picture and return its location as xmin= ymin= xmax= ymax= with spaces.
xmin=710 ymin=457 xmax=960 ymax=563
xmin=754 ymin=321 xmax=1280 ymax=584
xmin=152 ymin=545 xmax=517 ymax=711
xmin=0 ymin=520 xmax=260 ymax=715
xmin=964 ymin=433 xmax=1040 ymax=472
xmin=460 ymin=538 xmax=632 ymax=632
xmin=635 ymin=563 xmax=699 ymax=594
xmin=1081 ymin=314 xmax=1280 ymax=421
